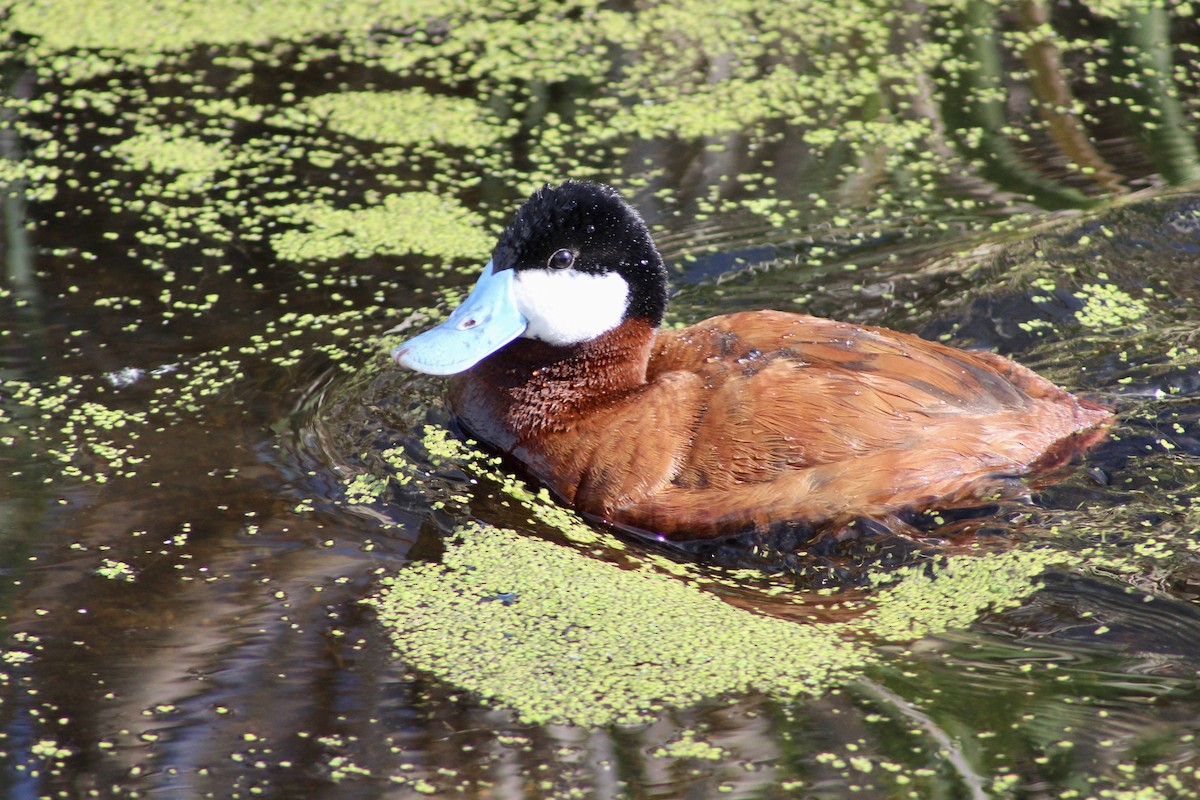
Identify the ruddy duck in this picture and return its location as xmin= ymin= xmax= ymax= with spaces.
xmin=393 ymin=181 xmax=1111 ymax=541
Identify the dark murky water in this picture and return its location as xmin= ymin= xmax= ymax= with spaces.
xmin=3 ymin=2 xmax=1200 ymax=798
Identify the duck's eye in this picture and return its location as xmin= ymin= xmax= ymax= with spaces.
xmin=547 ymin=249 xmax=575 ymax=270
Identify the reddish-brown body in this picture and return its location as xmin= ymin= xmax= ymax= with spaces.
xmin=451 ymin=311 xmax=1111 ymax=540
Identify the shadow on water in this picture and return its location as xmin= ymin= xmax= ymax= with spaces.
xmin=1 ymin=0 xmax=1200 ymax=797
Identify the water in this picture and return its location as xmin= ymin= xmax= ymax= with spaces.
xmin=2 ymin=1 xmax=1200 ymax=797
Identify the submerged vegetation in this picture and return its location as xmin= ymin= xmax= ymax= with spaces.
xmin=1 ymin=0 xmax=1200 ymax=797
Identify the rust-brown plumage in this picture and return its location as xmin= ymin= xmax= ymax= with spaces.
xmin=451 ymin=311 xmax=1111 ymax=540
xmin=396 ymin=181 xmax=1112 ymax=541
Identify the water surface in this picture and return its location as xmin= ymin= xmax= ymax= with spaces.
xmin=2 ymin=1 xmax=1200 ymax=797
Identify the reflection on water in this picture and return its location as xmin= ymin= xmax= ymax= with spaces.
xmin=1 ymin=0 xmax=1200 ymax=797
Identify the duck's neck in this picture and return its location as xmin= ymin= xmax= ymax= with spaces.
xmin=453 ymin=319 xmax=657 ymax=441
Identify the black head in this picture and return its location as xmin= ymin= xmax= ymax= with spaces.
xmin=491 ymin=181 xmax=668 ymax=327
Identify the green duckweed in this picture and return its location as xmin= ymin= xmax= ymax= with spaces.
xmin=271 ymin=193 xmax=493 ymax=262
xmin=370 ymin=523 xmax=1072 ymax=727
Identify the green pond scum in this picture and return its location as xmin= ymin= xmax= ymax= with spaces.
xmin=368 ymin=520 xmax=1073 ymax=728
xmin=2 ymin=0 xmax=1200 ymax=797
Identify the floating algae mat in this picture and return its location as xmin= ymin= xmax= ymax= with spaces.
xmin=4 ymin=0 xmax=1200 ymax=795
xmin=371 ymin=521 xmax=1074 ymax=727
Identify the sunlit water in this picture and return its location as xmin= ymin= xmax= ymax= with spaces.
xmin=3 ymin=3 xmax=1200 ymax=798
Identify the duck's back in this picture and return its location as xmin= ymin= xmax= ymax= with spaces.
xmin=614 ymin=311 xmax=1111 ymax=538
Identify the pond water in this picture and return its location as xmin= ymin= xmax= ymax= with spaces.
xmin=2 ymin=1 xmax=1200 ymax=798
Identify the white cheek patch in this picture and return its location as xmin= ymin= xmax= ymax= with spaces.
xmin=512 ymin=268 xmax=630 ymax=346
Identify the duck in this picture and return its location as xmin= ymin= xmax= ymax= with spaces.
xmin=392 ymin=180 xmax=1112 ymax=542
